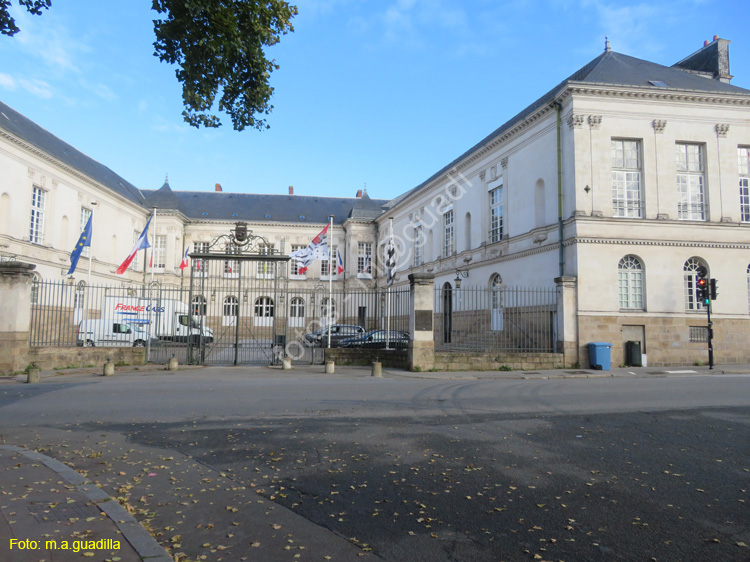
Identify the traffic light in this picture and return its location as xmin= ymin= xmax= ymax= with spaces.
xmin=696 ymin=266 xmax=709 ymax=305
xmin=710 ymin=278 xmax=718 ymax=300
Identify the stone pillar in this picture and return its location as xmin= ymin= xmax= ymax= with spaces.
xmin=554 ymin=276 xmax=578 ymax=367
xmin=0 ymin=262 xmax=36 ymax=374
xmin=408 ymin=272 xmax=435 ymax=371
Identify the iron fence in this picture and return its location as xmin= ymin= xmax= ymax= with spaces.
xmin=435 ymin=285 xmax=557 ymax=352
xmin=28 ymin=278 xmax=410 ymax=366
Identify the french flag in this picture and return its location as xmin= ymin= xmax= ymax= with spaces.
xmin=337 ymin=250 xmax=344 ymax=275
xmin=179 ymin=245 xmax=190 ymax=270
xmin=116 ymin=215 xmax=152 ymax=275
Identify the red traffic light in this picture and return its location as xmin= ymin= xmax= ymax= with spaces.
xmin=697 ymin=278 xmax=707 ymax=287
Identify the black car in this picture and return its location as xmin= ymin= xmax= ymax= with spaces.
xmin=303 ymin=324 xmax=366 ymax=347
xmin=341 ymin=330 xmax=410 ymax=350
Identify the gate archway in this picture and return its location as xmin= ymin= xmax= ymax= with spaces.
xmin=186 ymin=222 xmax=290 ymax=366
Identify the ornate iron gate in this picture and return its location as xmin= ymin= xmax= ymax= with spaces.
xmin=185 ymin=223 xmax=290 ymax=366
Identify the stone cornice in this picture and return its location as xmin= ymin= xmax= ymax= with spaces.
xmin=564 ymin=82 xmax=750 ymax=107
xmin=572 ymin=237 xmax=750 ymax=250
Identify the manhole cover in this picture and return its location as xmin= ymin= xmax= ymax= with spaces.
xmin=28 ymin=501 xmax=101 ymax=523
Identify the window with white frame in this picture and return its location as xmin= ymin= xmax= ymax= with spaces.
xmin=254 ymin=296 xmax=274 ymax=326
xmin=320 ymin=297 xmax=336 ymax=324
xmin=676 ymin=143 xmax=706 ymax=220
xmin=29 ymin=186 xmax=46 ymax=244
xmin=618 ymin=255 xmax=644 ymax=310
xmin=443 ymin=210 xmax=454 ymax=257
xmin=290 ymin=244 xmax=305 ymax=277
xmin=80 ymin=207 xmax=92 ymax=258
xmin=224 ymin=245 xmax=239 ymax=277
xmin=257 ymin=243 xmax=275 ymax=278
xmin=153 ymin=234 xmax=167 ymax=271
xmin=358 ymin=242 xmax=372 ymax=275
xmin=30 ymin=273 xmax=41 ymax=305
xmin=413 ymin=225 xmax=423 ymax=267
xmin=489 ymin=186 xmax=504 ymax=242
xmin=740 ymin=147 xmax=750 ymax=223
xmin=289 ymin=297 xmax=305 ymax=328
xmin=490 ymin=274 xmax=503 ymax=331
xmin=320 ymin=245 xmax=337 ymax=278
xmin=612 ymin=139 xmax=643 ymax=218
xmin=223 ymin=296 xmax=238 ymax=325
xmin=684 ymin=258 xmax=707 ymax=311
xmin=192 ymin=295 xmax=207 ymax=316
xmin=131 ymin=231 xmax=140 ymax=271
xmin=193 ymin=241 xmax=209 ymax=274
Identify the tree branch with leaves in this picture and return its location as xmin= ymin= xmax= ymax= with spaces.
xmin=0 ymin=0 xmax=297 ymax=131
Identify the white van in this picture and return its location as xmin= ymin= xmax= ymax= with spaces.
xmin=77 ymin=319 xmax=158 ymax=348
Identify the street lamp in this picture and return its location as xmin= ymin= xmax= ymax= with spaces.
xmin=454 ymin=269 xmax=469 ymax=289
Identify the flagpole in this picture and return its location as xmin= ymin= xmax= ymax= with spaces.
xmin=327 ymin=215 xmax=333 ymax=349
xmin=150 ymin=207 xmax=157 ymax=285
xmin=84 ymin=202 xmax=97 ymax=331
xmin=386 ymin=217 xmax=393 ymax=350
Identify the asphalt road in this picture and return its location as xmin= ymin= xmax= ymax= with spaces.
xmin=1 ymin=368 xmax=749 ymax=562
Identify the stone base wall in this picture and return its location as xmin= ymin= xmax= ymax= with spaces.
xmin=0 ymin=332 xmax=31 ymax=374
xmin=433 ymin=351 xmax=565 ymax=372
xmin=25 ymin=347 xmax=146 ymax=372
xmin=578 ymin=314 xmax=750 ymax=367
xmin=325 ymin=348 xmax=408 ymax=369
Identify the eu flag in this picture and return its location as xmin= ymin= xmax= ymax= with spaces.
xmin=67 ymin=214 xmax=92 ymax=275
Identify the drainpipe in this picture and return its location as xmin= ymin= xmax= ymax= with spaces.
xmin=555 ymin=101 xmax=564 ymax=278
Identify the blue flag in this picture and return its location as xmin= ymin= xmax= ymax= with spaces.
xmin=67 ymin=214 xmax=93 ymax=275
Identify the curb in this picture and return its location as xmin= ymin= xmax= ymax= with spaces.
xmin=0 ymin=445 xmax=173 ymax=562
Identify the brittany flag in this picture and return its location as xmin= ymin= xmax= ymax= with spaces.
xmin=179 ymin=246 xmax=190 ymax=270
xmin=116 ymin=215 xmax=152 ymax=275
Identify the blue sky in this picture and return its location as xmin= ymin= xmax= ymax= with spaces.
xmin=0 ymin=0 xmax=747 ymax=201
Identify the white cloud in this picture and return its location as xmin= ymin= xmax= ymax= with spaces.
xmin=0 ymin=73 xmax=17 ymax=91
xmin=19 ymin=78 xmax=54 ymax=99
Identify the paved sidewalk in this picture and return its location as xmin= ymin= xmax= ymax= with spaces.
xmin=0 ymin=445 xmax=171 ymax=562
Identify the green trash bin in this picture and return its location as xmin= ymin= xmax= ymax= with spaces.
xmin=587 ymin=342 xmax=613 ymax=370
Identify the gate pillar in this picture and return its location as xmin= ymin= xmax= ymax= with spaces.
xmin=408 ymin=272 xmax=435 ymax=371
xmin=554 ymin=275 xmax=578 ymax=366
xmin=0 ymin=262 xmax=36 ymax=374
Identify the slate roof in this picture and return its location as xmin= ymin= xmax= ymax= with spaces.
xmin=0 ymin=100 xmax=145 ymax=206
xmin=386 ymin=47 xmax=750 ymax=210
xmin=138 ymin=188 xmax=387 ymax=225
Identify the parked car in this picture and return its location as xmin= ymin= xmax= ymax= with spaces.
xmin=341 ymin=330 xmax=410 ymax=350
xmin=77 ymin=319 xmax=159 ymax=348
xmin=304 ymin=324 xmax=365 ymax=347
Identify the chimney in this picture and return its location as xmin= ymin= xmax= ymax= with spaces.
xmin=289 ymin=185 xmax=294 ymax=195
xmin=672 ymin=37 xmax=732 ymax=84
xmin=356 ymin=189 xmax=362 ymax=198
xmin=215 ymin=183 xmax=222 ymax=192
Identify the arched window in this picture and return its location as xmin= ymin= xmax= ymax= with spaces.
xmin=192 ymin=295 xmax=207 ymax=316
xmin=490 ymin=274 xmax=503 ymax=331
xmin=618 ymin=256 xmax=644 ymax=310
xmin=74 ymin=281 xmax=86 ymax=311
xmin=254 ymin=297 xmax=274 ymax=318
xmin=30 ymin=273 xmax=41 ymax=305
xmin=289 ymin=297 xmax=305 ymax=328
xmin=684 ymin=258 xmax=707 ymax=311
xmin=320 ymin=298 xmax=336 ymax=324
xmin=223 ymin=296 xmax=238 ymax=317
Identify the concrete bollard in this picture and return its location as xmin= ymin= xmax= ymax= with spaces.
xmin=103 ymin=362 xmax=115 ymax=376
xmin=282 ymin=357 xmax=292 ymax=370
xmin=168 ymin=357 xmax=179 ymax=371
xmin=371 ymin=361 xmax=382 ymax=377
xmin=325 ymin=360 xmax=335 ymax=374
xmin=26 ymin=368 xmax=40 ymax=384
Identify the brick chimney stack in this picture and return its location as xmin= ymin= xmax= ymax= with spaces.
xmin=215 ymin=183 xmax=222 ymax=192
xmin=356 ymin=189 xmax=363 ymax=198
xmin=289 ymin=186 xmax=294 ymax=195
